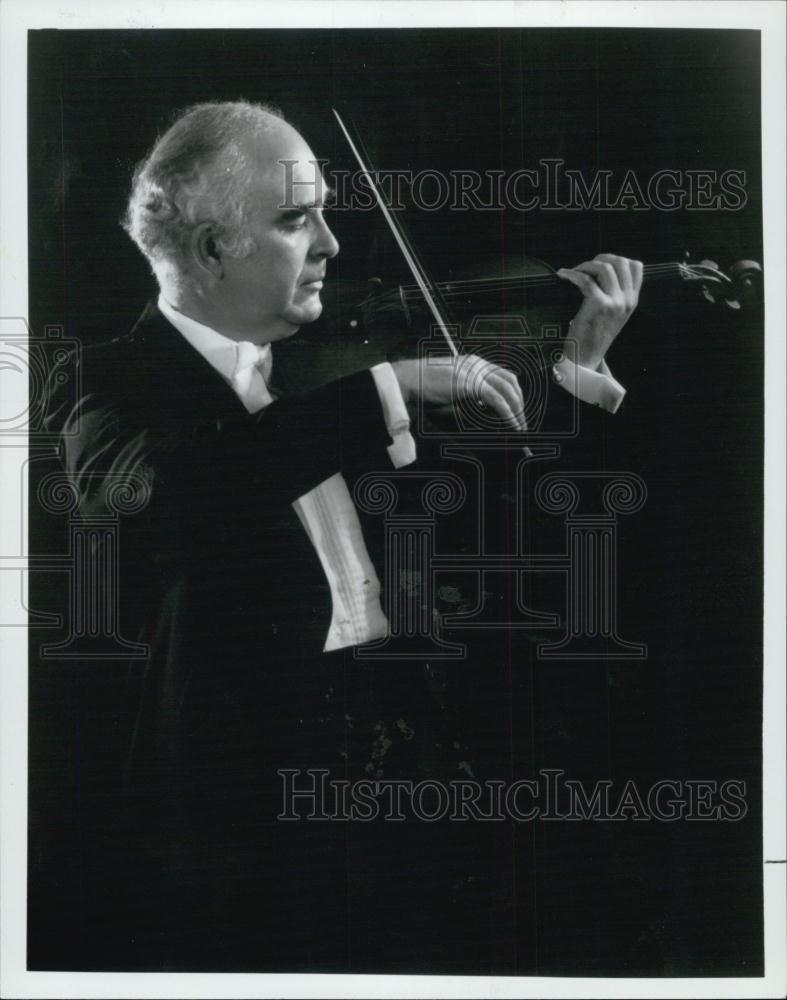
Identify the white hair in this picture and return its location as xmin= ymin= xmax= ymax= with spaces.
xmin=122 ymin=100 xmax=286 ymax=292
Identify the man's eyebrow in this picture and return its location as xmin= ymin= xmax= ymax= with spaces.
xmin=279 ymin=184 xmax=336 ymax=213
xmin=277 ymin=207 xmax=310 ymax=220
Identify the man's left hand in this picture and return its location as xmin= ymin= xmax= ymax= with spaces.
xmin=557 ymin=253 xmax=643 ymax=370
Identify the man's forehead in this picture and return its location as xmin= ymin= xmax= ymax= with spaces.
xmin=239 ymin=128 xmax=329 ymax=207
xmin=240 ymin=125 xmax=310 ymax=171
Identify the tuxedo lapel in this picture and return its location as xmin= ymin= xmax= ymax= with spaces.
xmin=123 ymin=300 xmax=247 ymax=423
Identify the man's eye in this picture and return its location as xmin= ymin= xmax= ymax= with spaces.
xmin=281 ymin=213 xmax=308 ymax=231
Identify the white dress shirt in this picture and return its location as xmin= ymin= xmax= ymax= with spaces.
xmin=158 ymin=294 xmax=625 ymax=650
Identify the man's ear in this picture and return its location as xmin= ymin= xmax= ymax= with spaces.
xmin=190 ymin=222 xmax=224 ymax=279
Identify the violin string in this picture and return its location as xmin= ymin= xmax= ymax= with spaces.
xmin=384 ymin=263 xmax=687 ymax=305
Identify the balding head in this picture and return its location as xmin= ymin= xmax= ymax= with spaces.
xmin=123 ymin=101 xmax=291 ymax=294
xmin=123 ymin=100 xmax=338 ymax=342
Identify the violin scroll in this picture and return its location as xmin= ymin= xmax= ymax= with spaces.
xmin=682 ymin=256 xmax=762 ymax=310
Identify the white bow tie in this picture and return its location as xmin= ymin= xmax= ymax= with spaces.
xmin=231 ymin=341 xmax=275 ymax=411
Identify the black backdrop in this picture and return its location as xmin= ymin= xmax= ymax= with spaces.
xmin=27 ymin=28 xmax=763 ymax=976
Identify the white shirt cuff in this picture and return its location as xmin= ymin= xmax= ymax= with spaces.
xmin=552 ymin=355 xmax=626 ymax=414
xmin=370 ymin=362 xmax=417 ymax=468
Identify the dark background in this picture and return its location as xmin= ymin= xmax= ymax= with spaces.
xmin=27 ymin=29 xmax=763 ymax=976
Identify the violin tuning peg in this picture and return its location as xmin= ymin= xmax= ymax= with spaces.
xmin=367 ymin=277 xmax=383 ymax=290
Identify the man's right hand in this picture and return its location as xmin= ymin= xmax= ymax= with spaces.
xmin=391 ymin=354 xmax=527 ymax=432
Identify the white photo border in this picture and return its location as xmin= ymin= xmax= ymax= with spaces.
xmin=1 ymin=2 xmax=784 ymax=998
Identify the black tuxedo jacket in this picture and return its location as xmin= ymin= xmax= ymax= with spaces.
xmin=43 ymin=299 xmax=616 ymax=970
xmin=45 ymin=301 xmax=443 ymax=967
xmin=48 ymin=299 xmax=409 ymax=739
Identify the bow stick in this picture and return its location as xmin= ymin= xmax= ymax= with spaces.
xmin=332 ymin=109 xmax=459 ymax=359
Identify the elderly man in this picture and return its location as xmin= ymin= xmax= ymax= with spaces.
xmin=45 ymin=100 xmax=641 ymax=970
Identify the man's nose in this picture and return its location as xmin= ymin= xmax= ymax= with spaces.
xmin=311 ymin=214 xmax=340 ymax=259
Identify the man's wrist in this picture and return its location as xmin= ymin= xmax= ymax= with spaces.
xmin=390 ymin=359 xmax=418 ymax=406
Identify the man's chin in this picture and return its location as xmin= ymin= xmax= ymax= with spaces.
xmin=282 ymin=297 xmax=323 ymax=328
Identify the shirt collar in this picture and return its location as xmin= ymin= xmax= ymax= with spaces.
xmin=157 ymin=293 xmax=272 ymax=384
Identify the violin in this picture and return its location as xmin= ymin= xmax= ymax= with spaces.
xmin=274 ymin=112 xmax=762 ymax=396
xmin=275 ymin=254 xmax=762 ymax=397
xmin=335 ymin=252 xmax=761 ymax=330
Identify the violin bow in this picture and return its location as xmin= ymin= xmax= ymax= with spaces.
xmin=332 ymin=109 xmax=459 ymax=358
xmin=333 ymin=110 xmax=534 ymax=454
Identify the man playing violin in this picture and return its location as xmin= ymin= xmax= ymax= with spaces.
xmin=45 ymin=100 xmax=642 ymax=970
